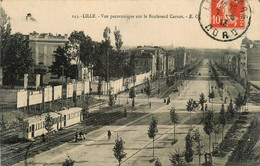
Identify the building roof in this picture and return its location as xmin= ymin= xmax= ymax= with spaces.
xmin=57 ymin=107 xmax=82 ymax=115
xmin=25 ymin=112 xmax=60 ymax=124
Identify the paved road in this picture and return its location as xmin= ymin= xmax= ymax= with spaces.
xmin=12 ymin=59 xmax=247 ymax=166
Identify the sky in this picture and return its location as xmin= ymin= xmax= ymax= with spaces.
xmin=1 ymin=0 xmax=260 ymax=49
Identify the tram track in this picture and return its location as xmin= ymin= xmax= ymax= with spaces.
xmin=1 ymin=110 xmax=125 ymax=166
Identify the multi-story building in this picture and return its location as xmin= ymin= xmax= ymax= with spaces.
xmin=167 ymin=47 xmax=187 ymax=71
xmin=134 ymin=46 xmax=167 ymax=77
xmin=216 ymin=37 xmax=260 ymax=86
xmin=244 ymin=39 xmax=260 ymax=83
xmin=29 ymin=32 xmax=68 ymax=84
xmin=166 ymin=54 xmax=175 ymax=75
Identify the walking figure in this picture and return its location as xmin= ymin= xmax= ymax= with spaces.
xmin=79 ymin=131 xmax=83 ymax=140
xmin=75 ymin=131 xmax=78 ymax=142
xmin=108 ymin=130 xmax=111 ymax=140
xmin=41 ymin=133 xmax=45 ymax=142
xmin=167 ymin=97 xmax=170 ymax=105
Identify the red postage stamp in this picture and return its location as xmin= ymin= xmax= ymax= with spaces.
xmin=199 ymin=0 xmax=251 ymax=42
xmin=211 ymin=0 xmax=245 ymax=28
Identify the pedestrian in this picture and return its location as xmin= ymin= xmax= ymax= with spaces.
xmin=108 ymin=130 xmax=111 ymax=140
xmin=168 ymin=97 xmax=171 ymax=103
xmin=79 ymin=131 xmax=83 ymax=140
xmin=75 ymin=131 xmax=78 ymax=142
xmin=205 ymin=104 xmax=208 ymax=111
xmin=164 ymin=98 xmax=166 ymax=103
xmin=149 ymin=102 xmax=152 ymax=109
xmin=124 ymin=108 xmax=127 ymax=117
xmin=41 ymin=133 xmax=45 ymax=142
xmin=167 ymin=97 xmax=170 ymax=105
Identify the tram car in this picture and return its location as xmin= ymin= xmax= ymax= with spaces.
xmin=58 ymin=107 xmax=82 ymax=128
xmin=18 ymin=107 xmax=82 ymax=140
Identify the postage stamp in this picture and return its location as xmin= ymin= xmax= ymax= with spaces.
xmin=199 ymin=0 xmax=251 ymax=42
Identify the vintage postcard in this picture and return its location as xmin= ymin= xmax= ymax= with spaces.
xmin=0 ymin=0 xmax=260 ymax=166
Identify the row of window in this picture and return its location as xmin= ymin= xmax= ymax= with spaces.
xmin=67 ymin=111 xmax=80 ymax=120
xmin=27 ymin=121 xmax=45 ymax=133
xmin=26 ymin=112 xmax=80 ymax=133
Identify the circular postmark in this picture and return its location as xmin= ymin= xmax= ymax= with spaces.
xmin=198 ymin=0 xmax=251 ymax=42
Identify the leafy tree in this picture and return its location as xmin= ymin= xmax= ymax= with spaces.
xmin=67 ymin=31 xmax=95 ymax=79
xmin=49 ymin=46 xmax=77 ymax=81
xmin=203 ymin=111 xmax=215 ymax=153
xmin=92 ymin=41 xmax=110 ymax=80
xmin=63 ymin=156 xmax=75 ymax=166
xmin=128 ymin=53 xmax=136 ymax=77
xmin=185 ymin=130 xmax=193 ymax=165
xmin=169 ymin=149 xmax=185 ymax=166
xmin=45 ymin=113 xmax=54 ymax=143
xmin=108 ymin=89 xmax=115 ymax=107
xmin=219 ymin=104 xmax=227 ymax=142
xmin=227 ymin=99 xmax=235 ymax=120
xmin=192 ymin=128 xmax=203 ymax=165
xmin=145 ymin=79 xmax=152 ymax=102
xmin=186 ymin=99 xmax=194 ymax=128
xmin=114 ymin=26 xmax=123 ymax=52
xmin=235 ymin=92 xmax=244 ymax=112
xmin=3 ymin=33 xmax=34 ymax=86
xmin=103 ymin=27 xmax=111 ymax=90
xmin=208 ymin=91 xmax=215 ymax=110
xmin=113 ymin=137 xmax=127 ymax=166
xmin=0 ymin=7 xmax=11 ymax=68
xmin=148 ymin=116 xmax=158 ymax=160
xmin=199 ymin=93 xmax=207 ymax=119
xmin=155 ymin=158 xmax=162 ymax=166
xmin=129 ymin=87 xmax=136 ymax=107
xmin=170 ymin=107 xmax=179 ymax=141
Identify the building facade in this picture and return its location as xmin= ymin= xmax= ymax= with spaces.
xmin=216 ymin=37 xmax=260 ymax=86
xmin=167 ymin=47 xmax=187 ymax=71
xmin=166 ymin=54 xmax=175 ymax=75
xmin=29 ymin=32 xmax=68 ymax=84
xmin=134 ymin=46 xmax=167 ymax=77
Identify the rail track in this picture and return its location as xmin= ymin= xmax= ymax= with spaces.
xmin=1 ymin=109 xmax=125 ymax=166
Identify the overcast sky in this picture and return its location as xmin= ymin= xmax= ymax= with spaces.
xmin=2 ymin=0 xmax=260 ymax=49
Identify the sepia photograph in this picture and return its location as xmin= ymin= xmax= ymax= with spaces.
xmin=0 ymin=0 xmax=260 ymax=165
